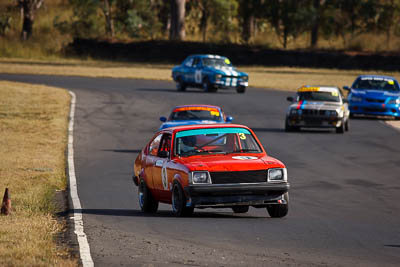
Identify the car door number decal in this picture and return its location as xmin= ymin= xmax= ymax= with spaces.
xmin=161 ymin=165 xmax=168 ymax=190
xmin=195 ymin=70 xmax=202 ymax=84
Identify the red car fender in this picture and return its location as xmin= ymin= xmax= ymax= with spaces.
xmin=172 ymin=171 xmax=192 ymax=200
xmin=133 ymin=168 xmax=146 ymax=186
xmin=172 ymin=173 xmax=184 ymax=189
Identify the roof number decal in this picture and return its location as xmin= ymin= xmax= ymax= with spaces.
xmin=210 ymin=110 xmax=220 ymax=116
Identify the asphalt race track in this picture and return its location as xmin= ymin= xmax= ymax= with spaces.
xmin=1 ymin=74 xmax=400 ymax=266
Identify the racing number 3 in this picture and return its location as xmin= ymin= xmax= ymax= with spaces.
xmin=195 ymin=70 xmax=202 ymax=84
xmin=239 ymin=133 xmax=246 ymax=140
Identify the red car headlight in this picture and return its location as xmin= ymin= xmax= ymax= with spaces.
xmin=268 ymin=168 xmax=287 ymax=183
xmin=190 ymin=171 xmax=212 ymax=184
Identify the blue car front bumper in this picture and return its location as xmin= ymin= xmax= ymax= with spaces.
xmin=349 ymin=102 xmax=400 ymax=118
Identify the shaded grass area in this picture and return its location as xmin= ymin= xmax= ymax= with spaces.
xmin=0 ymin=81 xmax=77 ymax=266
xmin=1 ymin=58 xmax=400 ymax=91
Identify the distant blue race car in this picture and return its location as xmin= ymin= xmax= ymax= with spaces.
xmin=344 ymin=75 xmax=400 ymax=119
xmin=159 ymin=104 xmax=233 ymax=130
xmin=171 ymin=54 xmax=249 ymax=93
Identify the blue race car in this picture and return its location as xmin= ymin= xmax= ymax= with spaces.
xmin=159 ymin=104 xmax=233 ymax=130
xmin=344 ymin=75 xmax=400 ymax=119
xmin=171 ymin=54 xmax=249 ymax=93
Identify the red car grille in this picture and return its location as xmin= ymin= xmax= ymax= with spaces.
xmin=209 ymin=170 xmax=267 ymax=184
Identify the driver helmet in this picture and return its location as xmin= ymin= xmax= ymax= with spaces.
xmin=182 ymin=135 xmax=196 ymax=147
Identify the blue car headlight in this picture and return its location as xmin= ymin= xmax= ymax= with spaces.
xmin=241 ymin=76 xmax=248 ymax=81
xmin=388 ymin=98 xmax=400 ymax=105
xmin=350 ymin=96 xmax=362 ymax=102
xmin=215 ymin=74 xmax=222 ymax=80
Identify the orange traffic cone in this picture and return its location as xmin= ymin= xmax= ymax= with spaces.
xmin=1 ymin=188 xmax=11 ymax=215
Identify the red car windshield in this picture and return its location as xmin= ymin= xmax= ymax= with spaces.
xmin=174 ymin=128 xmax=262 ymax=157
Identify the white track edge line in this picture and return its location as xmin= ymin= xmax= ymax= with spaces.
xmin=68 ymin=91 xmax=94 ymax=267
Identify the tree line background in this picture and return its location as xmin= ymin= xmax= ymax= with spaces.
xmin=1 ymin=0 xmax=400 ymax=58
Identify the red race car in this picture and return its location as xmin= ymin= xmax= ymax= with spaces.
xmin=133 ymin=124 xmax=290 ymax=217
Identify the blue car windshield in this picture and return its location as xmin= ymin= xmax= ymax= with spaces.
xmin=202 ymin=58 xmax=231 ymax=68
xmin=170 ymin=109 xmax=221 ymax=121
xmin=353 ymin=78 xmax=399 ymax=91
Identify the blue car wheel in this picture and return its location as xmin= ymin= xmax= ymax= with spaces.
xmin=176 ymin=76 xmax=186 ymax=91
xmin=202 ymin=77 xmax=217 ymax=93
xmin=236 ymin=86 xmax=246 ymax=94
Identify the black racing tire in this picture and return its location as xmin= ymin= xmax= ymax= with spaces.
xmin=138 ymin=179 xmax=159 ymax=213
xmin=336 ymin=119 xmax=345 ymax=134
xmin=202 ymin=77 xmax=217 ymax=93
xmin=176 ymin=76 xmax=186 ymax=91
xmin=285 ymin=118 xmax=293 ymax=132
xmin=232 ymin=206 xmax=249 ymax=213
xmin=345 ymin=118 xmax=350 ymax=131
xmin=236 ymin=86 xmax=246 ymax=94
xmin=285 ymin=118 xmax=299 ymax=132
xmin=266 ymin=193 xmax=289 ymax=218
xmin=172 ymin=182 xmax=194 ymax=217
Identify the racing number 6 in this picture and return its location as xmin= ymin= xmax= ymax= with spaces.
xmin=195 ymin=70 xmax=202 ymax=84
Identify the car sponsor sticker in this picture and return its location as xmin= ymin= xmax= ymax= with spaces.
xmin=232 ymin=156 xmax=258 ymax=160
xmin=298 ymin=86 xmax=339 ymax=94
xmin=298 ymin=86 xmax=320 ymax=92
xmin=210 ymin=110 xmax=220 ymax=116
xmin=155 ymin=160 xmax=163 ymax=167
xmin=195 ymin=70 xmax=202 ymax=83
xmin=162 ymin=165 xmax=168 ymax=190
xmin=361 ymin=77 xmax=394 ymax=83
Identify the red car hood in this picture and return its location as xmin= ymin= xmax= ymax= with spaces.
xmin=173 ymin=154 xmax=284 ymax=172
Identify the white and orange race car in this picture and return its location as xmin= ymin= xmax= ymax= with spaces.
xmin=285 ymin=86 xmax=350 ymax=133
